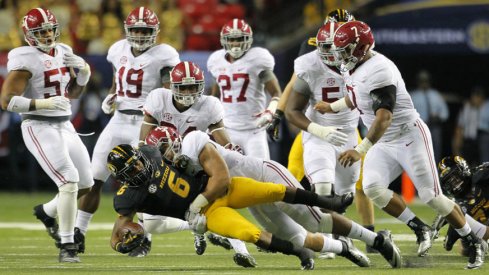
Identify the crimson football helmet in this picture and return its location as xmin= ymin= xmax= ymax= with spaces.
xmin=316 ymin=22 xmax=340 ymax=66
xmin=124 ymin=6 xmax=160 ymax=51
xmin=332 ymin=21 xmax=375 ymax=71
xmin=220 ymin=18 xmax=253 ymax=59
xmin=107 ymin=144 xmax=154 ymax=187
xmin=438 ymin=156 xmax=472 ymax=198
xmin=22 ymin=8 xmax=60 ymax=52
xmin=170 ymin=61 xmax=205 ymax=106
xmin=145 ymin=126 xmax=182 ymax=162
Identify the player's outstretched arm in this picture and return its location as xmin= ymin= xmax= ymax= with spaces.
xmin=110 ymin=212 xmax=145 ymax=253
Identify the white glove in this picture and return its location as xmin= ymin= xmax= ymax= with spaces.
xmin=254 ymin=110 xmax=273 ymax=128
xmin=35 ymin=96 xmax=70 ymax=111
xmin=307 ymin=122 xmax=348 ymax=146
xmin=101 ymin=93 xmax=117 ymax=114
xmin=63 ymin=53 xmax=91 ymax=86
xmin=253 ymin=97 xmax=279 ymax=128
xmin=185 ymin=210 xmax=208 ymax=234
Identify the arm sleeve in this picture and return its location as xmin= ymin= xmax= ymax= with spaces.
xmin=370 ymin=85 xmax=397 ymax=113
xmin=258 ymin=69 xmax=276 ymax=83
xmin=293 ymin=77 xmax=312 ymax=97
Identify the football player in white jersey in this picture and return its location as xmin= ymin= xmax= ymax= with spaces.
xmin=285 ymin=21 xmax=361 ymax=260
xmin=146 ymin=126 xmax=403 ymax=269
xmin=207 ymin=18 xmax=282 ymax=160
xmin=139 ymin=61 xmax=255 ymax=267
xmin=315 ymin=21 xmax=486 ymax=269
xmin=76 ymin=6 xmax=180 ymax=257
xmin=0 ymin=8 xmax=93 ymax=263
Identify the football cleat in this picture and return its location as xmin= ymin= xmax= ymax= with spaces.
xmin=338 ymin=237 xmax=370 ymax=267
xmin=373 ymin=230 xmax=402 ymax=268
xmin=365 ymin=244 xmax=379 ymax=254
xmin=464 ymin=233 xmax=486 ymax=269
xmin=233 ymin=253 xmax=257 ymax=268
xmin=414 ymin=225 xmax=432 ymax=257
xmin=301 ymin=258 xmax=315 ymax=270
xmin=193 ymin=233 xmax=207 ymax=255
xmin=33 ymin=204 xmax=60 ymax=246
xmin=74 ymin=227 xmax=85 ymax=253
xmin=207 ymin=233 xmax=232 ymax=250
xmin=128 ymin=237 xmax=151 ymax=257
xmin=59 ymin=243 xmax=80 ymax=263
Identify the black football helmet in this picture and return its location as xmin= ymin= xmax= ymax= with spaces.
xmin=438 ymin=156 xmax=471 ymax=198
xmin=107 ymin=144 xmax=154 ymax=187
xmin=325 ymin=9 xmax=355 ymax=24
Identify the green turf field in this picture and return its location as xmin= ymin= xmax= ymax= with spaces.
xmin=0 ymin=192 xmax=486 ymax=274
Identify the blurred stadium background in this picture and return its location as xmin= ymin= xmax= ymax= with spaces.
xmin=0 ymin=0 xmax=488 ymax=196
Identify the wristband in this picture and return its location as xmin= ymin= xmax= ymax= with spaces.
xmin=330 ymin=98 xmax=349 ymax=112
xmin=7 ymin=96 xmax=31 ymax=113
xmin=354 ymin=138 xmax=373 ymax=156
xmin=267 ymin=97 xmax=279 ymax=114
xmin=189 ymin=194 xmax=209 ymax=213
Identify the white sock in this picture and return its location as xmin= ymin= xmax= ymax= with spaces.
xmin=43 ymin=195 xmax=59 ymax=218
xmin=75 ymin=210 xmax=93 ymax=235
xmin=229 ymin=238 xmax=249 ymax=254
xmin=321 ymin=235 xmax=343 ymax=253
xmin=397 ymin=207 xmax=416 ymax=224
xmin=465 ymin=214 xmax=487 ymax=239
xmin=57 ymin=183 xmax=78 ymax=244
xmin=144 ymin=217 xmax=189 ymax=234
xmin=455 ymin=222 xmax=472 ymax=237
xmin=347 ymin=221 xmax=377 ymax=246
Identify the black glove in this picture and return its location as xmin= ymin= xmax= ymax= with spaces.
xmin=115 ymin=231 xmax=145 ymax=254
xmin=174 ymin=154 xmax=190 ymax=171
xmin=266 ymin=109 xmax=284 ymax=141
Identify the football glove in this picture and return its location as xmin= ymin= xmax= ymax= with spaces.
xmin=101 ymin=93 xmax=117 ymax=114
xmin=307 ymin=122 xmax=348 ymax=146
xmin=63 ymin=52 xmax=91 ymax=86
xmin=266 ymin=109 xmax=284 ymax=141
xmin=185 ymin=210 xmax=208 ymax=235
xmin=35 ymin=96 xmax=70 ymax=111
xmin=115 ymin=231 xmax=145 ymax=254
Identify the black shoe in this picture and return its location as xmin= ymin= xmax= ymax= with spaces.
xmin=414 ymin=225 xmax=432 ymax=257
xmin=33 ymin=204 xmax=60 ymax=246
xmin=443 ymin=225 xmax=460 ymax=251
xmin=338 ymin=237 xmax=370 ymax=267
xmin=74 ymin=227 xmax=85 ymax=254
xmin=128 ymin=237 xmax=151 ymax=257
xmin=233 ymin=253 xmax=257 ymax=268
xmin=366 ymin=244 xmax=379 ymax=254
xmin=373 ymin=230 xmax=402 ymax=268
xmin=297 ymin=247 xmax=315 ymax=270
xmin=193 ymin=233 xmax=207 ymax=255
xmin=59 ymin=243 xmax=80 ymax=263
xmin=207 ymin=233 xmax=232 ymax=250
xmin=463 ymin=232 xmax=486 ymax=269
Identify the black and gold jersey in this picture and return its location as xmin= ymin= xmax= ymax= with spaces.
xmin=113 ymin=146 xmax=208 ymax=220
xmin=459 ymin=164 xmax=489 ymax=225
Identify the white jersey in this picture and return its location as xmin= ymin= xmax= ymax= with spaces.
xmin=207 ymin=47 xmax=275 ymax=130
xmin=107 ymin=40 xmax=179 ymax=111
xmin=7 ymin=44 xmax=74 ymax=116
xmin=295 ymin=51 xmax=359 ymax=132
xmin=143 ymin=89 xmax=223 ymax=136
xmin=181 ymin=131 xmax=263 ymax=179
xmin=343 ymin=52 xmax=419 ymax=142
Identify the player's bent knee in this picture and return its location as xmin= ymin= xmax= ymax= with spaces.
xmin=364 ymin=185 xmax=393 ymax=208
xmin=234 ymin=229 xmax=261 ymax=243
xmin=58 ymin=182 xmax=78 ymax=193
xmin=427 ymin=195 xmax=455 ymax=217
xmin=319 ymin=213 xmax=333 ymax=233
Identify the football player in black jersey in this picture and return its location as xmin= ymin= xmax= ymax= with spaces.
xmin=432 ymin=156 xmax=489 ymax=257
xmin=107 ymin=143 xmax=371 ymax=269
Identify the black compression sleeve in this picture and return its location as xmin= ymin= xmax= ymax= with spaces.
xmin=370 ymin=85 xmax=397 ymax=113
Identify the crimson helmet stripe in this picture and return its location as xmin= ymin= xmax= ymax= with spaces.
xmin=138 ymin=6 xmax=144 ymax=22
xmin=36 ymin=8 xmax=49 ymax=24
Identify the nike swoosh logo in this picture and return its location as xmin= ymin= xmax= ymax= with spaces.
xmin=186 ymin=117 xmax=195 ymax=123
xmin=406 ymin=141 xmax=414 ymax=147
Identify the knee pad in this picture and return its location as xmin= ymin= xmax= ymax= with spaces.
xmin=364 ymin=185 xmax=393 ymax=208
xmin=319 ymin=213 xmax=333 ymax=233
xmin=58 ymin=182 xmax=78 ymax=193
xmin=313 ymin=182 xmax=333 ymax=196
xmin=427 ymin=195 xmax=455 ymax=217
